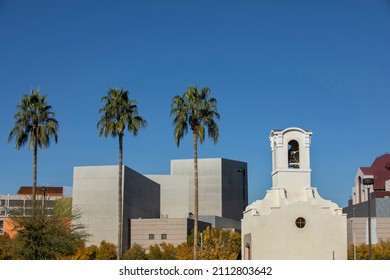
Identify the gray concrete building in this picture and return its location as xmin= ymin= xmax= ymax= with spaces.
xmin=131 ymin=218 xmax=211 ymax=247
xmin=72 ymin=158 xmax=247 ymax=250
xmin=73 ymin=165 xmax=160 ymax=250
xmin=145 ymin=158 xmax=248 ymax=223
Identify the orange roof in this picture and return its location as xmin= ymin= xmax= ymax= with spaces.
xmin=359 ymin=154 xmax=390 ymax=191
xmin=17 ymin=186 xmax=63 ymax=196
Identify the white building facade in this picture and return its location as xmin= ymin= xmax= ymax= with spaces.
xmin=242 ymin=127 xmax=347 ymax=260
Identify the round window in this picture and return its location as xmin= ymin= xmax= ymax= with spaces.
xmin=295 ymin=217 xmax=306 ymax=228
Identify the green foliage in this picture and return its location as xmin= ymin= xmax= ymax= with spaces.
xmin=373 ymin=240 xmax=390 ymax=259
xmin=8 ymin=88 xmax=59 ymax=151
xmin=175 ymin=242 xmax=193 ymax=260
xmin=8 ymin=88 xmax=59 ymax=213
xmin=71 ymin=245 xmax=98 ymax=260
xmin=97 ymin=87 xmax=146 ymax=259
xmin=54 ymin=197 xmax=72 ymax=217
xmin=170 ymin=86 xmax=220 ymax=259
xmin=348 ymin=240 xmax=390 ymax=260
xmin=170 ymin=86 xmax=219 ymax=147
xmin=148 ymin=242 xmax=176 ymax=260
xmin=198 ymin=227 xmax=241 ymax=260
xmin=12 ymin=215 xmax=86 ymax=260
xmin=70 ymin=241 xmax=117 ymax=260
xmin=96 ymin=240 xmax=117 ymax=260
xmin=7 ymin=204 xmax=88 ymax=260
xmin=121 ymin=228 xmax=241 ymax=260
xmin=122 ymin=243 xmax=148 ymax=260
xmin=97 ymin=88 xmax=147 ymax=138
xmin=0 ymin=234 xmax=19 ymax=260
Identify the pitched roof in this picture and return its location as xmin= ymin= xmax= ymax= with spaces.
xmin=359 ymin=154 xmax=390 ymax=191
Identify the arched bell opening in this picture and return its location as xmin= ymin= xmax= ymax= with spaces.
xmin=288 ymin=140 xmax=300 ymax=168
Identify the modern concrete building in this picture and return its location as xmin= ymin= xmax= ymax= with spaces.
xmin=343 ymin=154 xmax=390 ymax=246
xmin=242 ymin=127 xmax=347 ymax=260
xmin=131 ymin=218 xmax=211 ymax=247
xmin=145 ymin=158 xmax=248 ymax=228
xmin=72 ymin=165 xmax=160 ymax=250
xmin=72 ymin=158 xmax=247 ymax=250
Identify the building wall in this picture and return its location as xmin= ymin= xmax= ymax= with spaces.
xmin=242 ymin=128 xmax=346 ymax=260
xmin=0 ymin=192 xmax=63 ymax=237
xmin=131 ymin=218 xmax=211 ymax=248
xmin=198 ymin=215 xmax=241 ymax=231
xmin=145 ymin=175 xmax=189 ymax=218
xmin=221 ymin=159 xmax=248 ymax=220
xmin=344 ymin=194 xmax=390 ymax=246
xmin=347 ymin=217 xmax=390 ymax=245
xmin=171 ymin=158 xmax=223 ymax=218
xmin=243 ymin=198 xmax=347 ymax=259
xmin=73 ymin=165 xmax=160 ymax=250
xmin=146 ymin=158 xmax=247 ymax=221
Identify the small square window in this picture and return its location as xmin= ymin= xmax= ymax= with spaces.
xmin=149 ymin=234 xmax=155 ymax=240
xmin=161 ymin=234 xmax=167 ymax=240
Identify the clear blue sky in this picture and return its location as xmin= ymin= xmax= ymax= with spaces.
xmin=0 ymin=0 xmax=389 ymax=207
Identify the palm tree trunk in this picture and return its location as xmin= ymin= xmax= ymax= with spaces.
xmin=193 ymin=131 xmax=199 ymax=260
xmin=32 ymin=141 xmax=37 ymax=217
xmin=117 ymin=134 xmax=123 ymax=260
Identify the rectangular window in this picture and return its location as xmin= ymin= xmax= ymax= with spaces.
xmin=161 ymin=234 xmax=167 ymax=240
xmin=149 ymin=234 xmax=155 ymax=240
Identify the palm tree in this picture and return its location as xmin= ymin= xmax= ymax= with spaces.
xmin=97 ymin=88 xmax=146 ymax=260
xmin=8 ymin=88 xmax=59 ymax=216
xmin=170 ymin=86 xmax=219 ymax=259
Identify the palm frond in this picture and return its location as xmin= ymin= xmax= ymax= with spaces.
xmin=170 ymin=86 xmax=219 ymax=147
xmin=9 ymin=88 xmax=59 ymax=151
xmin=97 ymin=88 xmax=146 ymax=139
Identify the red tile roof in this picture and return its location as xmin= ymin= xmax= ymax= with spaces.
xmin=17 ymin=186 xmax=63 ymax=196
xmin=359 ymin=154 xmax=390 ymax=191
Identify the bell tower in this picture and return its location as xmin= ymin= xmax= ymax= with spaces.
xmin=269 ymin=127 xmax=312 ymax=200
xmin=242 ymin=127 xmax=347 ymax=260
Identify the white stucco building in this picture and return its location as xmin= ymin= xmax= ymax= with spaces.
xmin=242 ymin=127 xmax=347 ymax=260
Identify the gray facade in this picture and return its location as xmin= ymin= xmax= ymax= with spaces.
xmin=343 ymin=194 xmax=390 ymax=218
xmin=145 ymin=158 xmax=247 ymax=222
xmin=73 ymin=165 xmax=160 ymax=250
xmin=198 ymin=215 xmax=241 ymax=231
xmin=131 ymin=218 xmax=211 ymax=247
xmin=343 ymin=194 xmax=390 ymax=245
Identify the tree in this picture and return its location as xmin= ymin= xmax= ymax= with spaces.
xmin=175 ymin=242 xmax=193 ymax=260
xmin=71 ymin=245 xmax=98 ymax=260
xmin=148 ymin=242 xmax=176 ymax=260
xmin=8 ymin=88 xmax=58 ymax=215
xmin=95 ymin=240 xmax=117 ymax=260
xmin=348 ymin=240 xmax=390 ymax=260
xmin=170 ymin=86 xmax=219 ymax=259
xmin=71 ymin=241 xmax=117 ymax=260
xmin=11 ymin=211 xmax=87 ymax=259
xmin=122 ymin=243 xmax=148 ymax=260
xmin=97 ymin=88 xmax=146 ymax=259
xmin=0 ymin=234 xmax=19 ymax=260
xmin=198 ymin=227 xmax=241 ymax=260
